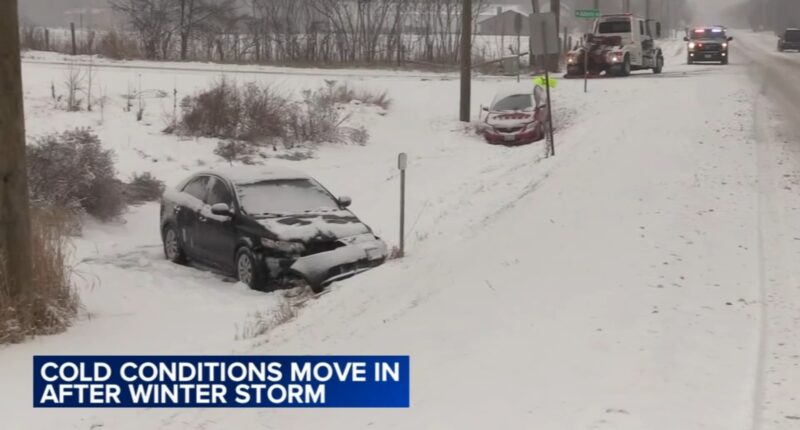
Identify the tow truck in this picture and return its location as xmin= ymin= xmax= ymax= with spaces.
xmin=565 ymin=14 xmax=664 ymax=77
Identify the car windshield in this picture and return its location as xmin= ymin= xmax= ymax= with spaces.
xmin=236 ymin=179 xmax=339 ymax=216
xmin=492 ymin=94 xmax=533 ymax=111
xmin=786 ymin=30 xmax=800 ymax=42
xmin=691 ymin=29 xmax=727 ymax=39
xmin=598 ymin=21 xmax=631 ymax=34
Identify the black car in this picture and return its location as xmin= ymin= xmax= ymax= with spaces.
xmin=685 ymin=27 xmax=733 ymax=64
xmin=160 ymin=166 xmax=388 ymax=292
xmin=778 ymin=28 xmax=800 ymax=52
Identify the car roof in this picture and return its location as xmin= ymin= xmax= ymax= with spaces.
xmin=199 ymin=165 xmax=311 ymax=185
xmin=492 ymin=83 xmax=536 ymax=101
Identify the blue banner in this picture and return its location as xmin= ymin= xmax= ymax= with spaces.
xmin=33 ymin=356 xmax=409 ymax=408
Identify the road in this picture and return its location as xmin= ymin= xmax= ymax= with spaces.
xmin=736 ymin=32 xmax=800 ymax=430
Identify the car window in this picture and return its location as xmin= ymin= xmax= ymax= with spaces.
xmin=237 ymin=179 xmax=340 ymax=216
xmin=183 ymin=176 xmax=209 ymax=201
xmin=786 ymin=30 xmax=800 ymax=42
xmin=598 ymin=21 xmax=631 ymax=34
xmin=207 ymin=177 xmax=234 ymax=206
xmin=492 ymin=94 xmax=533 ymax=111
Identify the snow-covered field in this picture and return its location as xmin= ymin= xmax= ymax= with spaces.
xmin=3 ymin=33 xmax=800 ymax=429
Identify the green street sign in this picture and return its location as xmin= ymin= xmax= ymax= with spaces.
xmin=575 ymin=9 xmax=601 ymax=19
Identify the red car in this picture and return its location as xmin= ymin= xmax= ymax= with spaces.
xmin=479 ymin=85 xmax=548 ymax=146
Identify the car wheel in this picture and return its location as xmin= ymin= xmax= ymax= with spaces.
xmin=235 ymin=247 xmax=267 ymax=291
xmin=687 ymin=55 xmax=693 ymax=65
xmin=163 ymin=224 xmax=187 ymax=264
xmin=721 ymin=56 xmax=728 ymax=65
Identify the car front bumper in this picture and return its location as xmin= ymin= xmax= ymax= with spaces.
xmin=483 ymin=127 xmax=542 ymax=145
xmin=689 ymin=50 xmax=728 ymax=61
xmin=286 ymin=234 xmax=388 ymax=289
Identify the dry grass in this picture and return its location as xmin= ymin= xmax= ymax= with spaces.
xmin=235 ymin=301 xmax=297 ymax=340
xmin=0 ymin=207 xmax=79 ymax=344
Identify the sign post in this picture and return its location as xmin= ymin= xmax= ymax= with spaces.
xmin=575 ymin=9 xmax=600 ymax=93
xmin=397 ymin=153 xmax=407 ymax=257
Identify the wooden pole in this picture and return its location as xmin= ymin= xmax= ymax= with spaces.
xmin=0 ymin=0 xmax=34 ymax=299
xmin=459 ymin=0 xmax=472 ymax=122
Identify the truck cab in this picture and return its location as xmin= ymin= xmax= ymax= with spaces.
xmin=594 ymin=14 xmax=662 ymax=71
xmin=565 ymin=14 xmax=663 ymax=77
xmin=684 ymin=26 xmax=733 ymax=64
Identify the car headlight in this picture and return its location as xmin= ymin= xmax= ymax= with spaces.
xmin=688 ymin=42 xmax=696 ymax=49
xmin=261 ymin=237 xmax=305 ymax=254
xmin=722 ymin=42 xmax=728 ymax=48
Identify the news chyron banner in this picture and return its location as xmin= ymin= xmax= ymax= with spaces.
xmin=34 ymin=356 xmax=409 ymax=408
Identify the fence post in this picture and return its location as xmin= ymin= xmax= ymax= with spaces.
xmin=70 ymin=22 xmax=76 ymax=55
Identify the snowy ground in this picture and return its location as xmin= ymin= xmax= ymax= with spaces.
xmin=2 ymin=33 xmax=800 ymax=429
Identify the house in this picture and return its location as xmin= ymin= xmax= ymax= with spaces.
xmin=478 ymin=9 xmax=530 ymax=36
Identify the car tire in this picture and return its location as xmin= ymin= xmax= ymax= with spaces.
xmin=687 ymin=55 xmax=693 ymax=65
xmin=721 ymin=56 xmax=728 ymax=65
xmin=163 ymin=224 xmax=188 ymax=265
xmin=235 ymin=247 xmax=268 ymax=291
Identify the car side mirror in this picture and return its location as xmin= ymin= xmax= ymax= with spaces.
xmin=338 ymin=196 xmax=352 ymax=208
xmin=210 ymin=203 xmax=233 ymax=217
xmin=481 ymin=106 xmax=489 ymax=112
xmin=683 ymin=36 xmax=689 ymax=42
xmin=727 ymin=36 xmax=734 ymax=41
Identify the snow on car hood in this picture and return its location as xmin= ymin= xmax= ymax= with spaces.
xmin=255 ymin=209 xmax=371 ymax=241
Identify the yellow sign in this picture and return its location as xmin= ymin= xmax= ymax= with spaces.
xmin=533 ymin=76 xmax=558 ymax=88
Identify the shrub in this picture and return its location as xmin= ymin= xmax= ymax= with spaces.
xmin=322 ymin=80 xmax=392 ymax=109
xmin=287 ymin=83 xmax=370 ymax=146
xmin=0 ymin=207 xmax=78 ymax=344
xmin=214 ymin=140 xmax=258 ymax=164
xmin=123 ymin=172 xmax=165 ymax=204
xmin=27 ymin=128 xmax=126 ymax=221
xmin=176 ymin=79 xmax=374 ymax=149
xmin=178 ymin=79 xmax=288 ymax=144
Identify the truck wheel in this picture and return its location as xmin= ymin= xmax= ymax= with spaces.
xmin=621 ymin=55 xmax=631 ymax=76
xmin=653 ymin=56 xmax=663 ymax=74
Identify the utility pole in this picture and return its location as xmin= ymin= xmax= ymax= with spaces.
xmin=531 ymin=0 xmax=540 ymax=70
xmin=0 ymin=0 xmax=33 ymax=299
xmin=623 ymin=0 xmax=631 ymax=13
xmin=550 ymin=0 xmax=561 ymax=72
xmin=459 ymin=0 xmax=472 ymax=122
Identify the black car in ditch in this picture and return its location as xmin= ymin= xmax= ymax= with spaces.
xmin=685 ymin=27 xmax=733 ymax=64
xmin=160 ymin=166 xmax=388 ymax=292
xmin=778 ymin=28 xmax=800 ymax=52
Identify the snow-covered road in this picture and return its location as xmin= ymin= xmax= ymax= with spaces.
xmin=2 ymin=33 xmax=800 ymax=429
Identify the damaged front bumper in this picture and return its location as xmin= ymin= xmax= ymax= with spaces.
xmin=288 ymin=234 xmax=388 ymax=291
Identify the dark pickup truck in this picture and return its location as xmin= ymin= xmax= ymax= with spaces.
xmin=778 ymin=29 xmax=800 ymax=52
